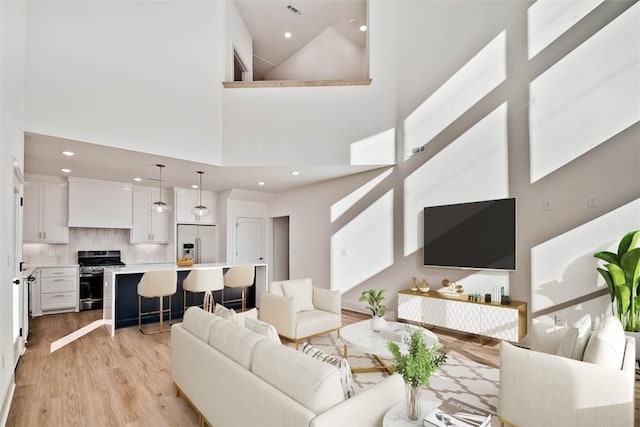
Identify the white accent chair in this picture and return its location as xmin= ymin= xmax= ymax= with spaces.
xmin=259 ymin=278 xmax=341 ymax=349
xmin=499 ymin=316 xmax=635 ymax=426
xmin=137 ymin=270 xmax=177 ymax=334
xmin=183 ymin=267 xmax=224 ymax=313
xmin=222 ymin=265 xmax=255 ymax=311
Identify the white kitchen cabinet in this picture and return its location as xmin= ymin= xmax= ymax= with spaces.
xmin=23 ymin=181 xmax=69 ymax=243
xmin=131 ymin=187 xmax=169 ymax=243
xmin=32 ymin=266 xmax=79 ymax=316
xmin=175 ymin=187 xmax=216 ymax=224
xmin=68 ymin=177 xmax=133 ymax=228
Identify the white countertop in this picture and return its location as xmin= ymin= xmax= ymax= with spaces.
xmin=104 ymin=262 xmax=267 ymax=275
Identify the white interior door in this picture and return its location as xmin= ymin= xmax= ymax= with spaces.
xmin=235 ymin=217 xmax=265 ymax=264
xmin=13 ymin=179 xmax=25 ymax=366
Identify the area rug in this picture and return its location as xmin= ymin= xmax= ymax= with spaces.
xmin=285 ymin=333 xmax=499 ymax=415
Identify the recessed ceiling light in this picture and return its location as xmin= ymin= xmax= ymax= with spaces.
xmin=291 ymin=171 xmax=300 ymax=176
xmin=348 ymin=18 xmax=356 ymax=25
xmin=258 ymin=181 xmax=265 ymax=186
xmin=61 ymin=168 xmax=71 ymax=173
xmin=284 ymin=32 xmax=292 ymax=39
xmin=133 ymin=177 xmax=142 ymax=182
xmin=360 ymin=25 xmax=367 ymax=32
xmin=192 ymin=184 xmax=199 ymax=189
xmin=61 ymin=151 xmax=74 ymax=156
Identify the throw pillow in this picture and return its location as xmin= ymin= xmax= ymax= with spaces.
xmin=245 ymin=318 xmax=282 ymax=344
xmin=269 ymin=281 xmax=285 ymax=296
xmin=301 ymin=342 xmax=355 ymax=399
xmin=282 ymin=279 xmax=315 ymax=312
xmin=213 ymin=303 xmax=237 ymax=322
xmin=234 ymin=307 xmax=258 ymax=327
xmin=556 ymin=314 xmax=591 ymax=360
xmin=582 ymin=315 xmax=626 ymax=369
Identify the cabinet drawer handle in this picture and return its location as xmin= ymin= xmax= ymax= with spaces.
xmin=53 ymin=278 xmax=65 ymax=282
xmin=53 ymin=272 xmax=64 ymax=275
xmin=53 ymin=294 xmax=64 ymax=298
xmin=43 ymin=231 xmax=47 ymax=239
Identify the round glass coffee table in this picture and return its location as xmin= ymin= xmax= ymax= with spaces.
xmin=340 ymin=320 xmax=438 ymax=373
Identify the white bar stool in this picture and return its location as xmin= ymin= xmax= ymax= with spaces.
xmin=137 ymin=269 xmax=177 ymax=334
xmin=183 ymin=268 xmax=224 ymax=313
xmin=222 ymin=265 xmax=255 ymax=311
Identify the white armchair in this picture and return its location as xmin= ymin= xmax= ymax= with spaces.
xmin=260 ymin=278 xmax=341 ymax=349
xmin=499 ymin=317 xmax=635 ymax=427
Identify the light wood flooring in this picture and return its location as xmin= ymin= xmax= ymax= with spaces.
xmin=6 ymin=309 xmax=639 ymax=426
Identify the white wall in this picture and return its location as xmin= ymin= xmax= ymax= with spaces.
xmin=221 ymin=0 xmax=397 ymax=166
xmin=24 ymin=0 xmax=225 ymax=166
xmin=270 ymin=0 xmax=640 ymax=321
xmin=0 ymin=0 xmax=27 ymax=422
xmin=265 ymin=27 xmax=364 ymax=81
xmin=225 ymin=0 xmax=253 ymax=81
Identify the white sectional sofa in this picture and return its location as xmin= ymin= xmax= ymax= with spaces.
xmin=171 ymin=307 xmax=404 ymax=427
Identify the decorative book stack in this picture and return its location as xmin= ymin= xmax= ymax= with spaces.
xmin=423 ymin=398 xmax=491 ymax=427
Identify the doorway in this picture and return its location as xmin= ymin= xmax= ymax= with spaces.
xmin=272 ymin=216 xmax=289 ymax=281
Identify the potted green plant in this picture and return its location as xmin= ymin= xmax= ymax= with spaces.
xmin=359 ymin=289 xmax=387 ymax=331
xmin=594 ymin=230 xmax=640 ymax=360
xmin=387 ymin=328 xmax=447 ymax=421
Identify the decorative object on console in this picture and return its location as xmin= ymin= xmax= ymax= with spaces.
xmin=594 ymin=230 xmax=640 ymax=332
xmin=150 ymin=164 xmax=171 ymax=213
xmin=359 ymin=288 xmax=387 ymax=332
xmin=419 ymin=279 xmax=430 ymax=292
xmin=191 ymin=170 xmax=210 ymax=217
xmin=387 ymin=328 xmax=447 ymax=422
xmin=411 ymin=277 xmax=418 ymax=291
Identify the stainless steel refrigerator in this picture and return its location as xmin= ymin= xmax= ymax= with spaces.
xmin=176 ymin=224 xmax=217 ymax=264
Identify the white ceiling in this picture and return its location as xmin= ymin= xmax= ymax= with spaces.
xmin=24 ymin=133 xmax=383 ymax=193
xmin=234 ymin=0 xmax=367 ymax=79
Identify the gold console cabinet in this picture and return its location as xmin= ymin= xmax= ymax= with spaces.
xmin=398 ymin=290 xmax=527 ymax=342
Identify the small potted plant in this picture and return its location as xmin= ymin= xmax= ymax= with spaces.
xmin=387 ymin=328 xmax=447 ymax=421
xmin=359 ymin=288 xmax=387 ymax=331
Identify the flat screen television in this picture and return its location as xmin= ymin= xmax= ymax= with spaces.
xmin=423 ymin=198 xmax=516 ymax=270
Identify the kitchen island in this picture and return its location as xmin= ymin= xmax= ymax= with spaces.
xmin=103 ymin=262 xmax=267 ymax=336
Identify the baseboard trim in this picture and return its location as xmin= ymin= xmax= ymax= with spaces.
xmin=0 ymin=375 xmax=16 ymax=427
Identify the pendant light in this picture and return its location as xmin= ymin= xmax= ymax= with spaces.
xmin=150 ymin=164 xmax=171 ymax=213
xmin=191 ymin=170 xmax=210 ymax=217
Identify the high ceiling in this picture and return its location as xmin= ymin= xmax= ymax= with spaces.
xmin=24 ymin=133 xmax=382 ymax=193
xmin=234 ymin=0 xmax=367 ymax=79
xmin=23 ymin=1 xmax=374 ymax=191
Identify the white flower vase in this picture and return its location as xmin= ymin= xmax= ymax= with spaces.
xmin=371 ymin=315 xmax=386 ymax=332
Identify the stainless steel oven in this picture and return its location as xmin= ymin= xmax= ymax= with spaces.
xmin=78 ymin=250 xmax=125 ymax=311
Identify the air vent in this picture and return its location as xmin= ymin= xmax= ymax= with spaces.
xmin=286 ymin=4 xmax=301 ymax=15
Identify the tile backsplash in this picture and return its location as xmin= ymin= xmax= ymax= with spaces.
xmin=23 ymin=228 xmax=172 ymax=266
